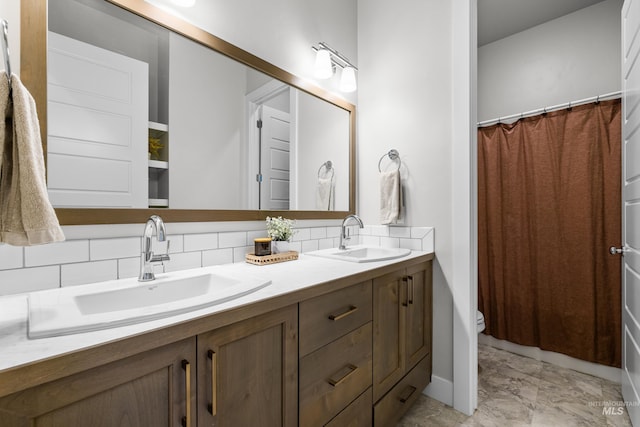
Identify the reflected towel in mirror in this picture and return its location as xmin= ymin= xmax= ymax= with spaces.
xmin=316 ymin=177 xmax=334 ymax=210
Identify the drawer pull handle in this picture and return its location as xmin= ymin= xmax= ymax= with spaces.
xmin=399 ymin=385 xmax=417 ymax=403
xmin=208 ymin=350 xmax=217 ymax=416
xmin=181 ymin=360 xmax=192 ymax=427
xmin=327 ymin=364 xmax=359 ymax=387
xmin=328 ymin=305 xmax=358 ymax=321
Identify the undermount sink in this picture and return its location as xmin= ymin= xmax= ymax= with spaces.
xmin=28 ymin=271 xmax=271 ymax=339
xmin=306 ymin=245 xmax=411 ymax=263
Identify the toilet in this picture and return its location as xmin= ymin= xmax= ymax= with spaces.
xmin=477 ymin=310 xmax=486 ymax=334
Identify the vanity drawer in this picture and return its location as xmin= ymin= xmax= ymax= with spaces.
xmin=373 ymin=353 xmax=431 ymax=427
xmin=299 ymin=280 xmax=372 ymax=357
xmin=325 ymin=387 xmax=373 ymax=427
xmin=299 ymin=322 xmax=373 ymax=427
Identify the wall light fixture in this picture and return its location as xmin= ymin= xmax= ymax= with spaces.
xmin=311 ymin=42 xmax=358 ymax=93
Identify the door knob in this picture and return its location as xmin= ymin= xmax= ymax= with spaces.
xmin=610 ymin=246 xmax=629 ymax=255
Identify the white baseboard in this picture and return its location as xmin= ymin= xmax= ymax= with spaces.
xmin=423 ymin=375 xmax=454 ymax=406
xmin=479 ymin=334 xmax=622 ymax=384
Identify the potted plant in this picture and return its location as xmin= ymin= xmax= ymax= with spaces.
xmin=266 ymin=216 xmax=295 ymax=253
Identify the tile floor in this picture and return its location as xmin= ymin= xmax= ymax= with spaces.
xmin=398 ymin=344 xmax=632 ymax=426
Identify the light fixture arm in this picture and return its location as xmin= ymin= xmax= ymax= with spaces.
xmin=312 ymin=42 xmax=358 ymax=71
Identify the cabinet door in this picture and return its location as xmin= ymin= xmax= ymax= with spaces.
xmin=0 ymin=338 xmax=196 ymax=427
xmin=373 ymin=269 xmax=407 ymax=402
xmin=197 ymin=305 xmax=298 ymax=427
xmin=405 ymin=261 xmax=433 ymax=369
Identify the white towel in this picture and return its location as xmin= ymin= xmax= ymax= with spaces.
xmin=380 ymin=169 xmax=401 ymax=224
xmin=316 ymin=177 xmax=334 ymax=210
xmin=0 ymin=72 xmax=65 ymax=245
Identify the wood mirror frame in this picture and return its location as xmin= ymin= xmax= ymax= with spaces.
xmin=20 ymin=0 xmax=356 ymax=225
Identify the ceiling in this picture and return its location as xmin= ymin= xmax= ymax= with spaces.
xmin=478 ymin=0 xmax=605 ymax=46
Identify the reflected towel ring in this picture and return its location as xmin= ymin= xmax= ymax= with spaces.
xmin=378 ymin=149 xmax=401 ymax=172
xmin=318 ymin=160 xmax=334 ymax=180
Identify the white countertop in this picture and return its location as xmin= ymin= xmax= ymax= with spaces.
xmin=0 ymin=249 xmax=432 ymax=374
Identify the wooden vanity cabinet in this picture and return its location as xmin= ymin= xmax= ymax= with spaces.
xmin=196 ymin=305 xmax=298 ymax=427
xmin=299 ymin=281 xmax=373 ymax=426
xmin=373 ymin=261 xmax=433 ymax=425
xmin=0 ymin=338 xmax=197 ymax=427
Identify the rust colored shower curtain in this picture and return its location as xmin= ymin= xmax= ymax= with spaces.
xmin=478 ymin=99 xmax=622 ymax=367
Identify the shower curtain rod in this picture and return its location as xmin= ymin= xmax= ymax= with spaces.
xmin=477 ymin=90 xmax=622 ymax=127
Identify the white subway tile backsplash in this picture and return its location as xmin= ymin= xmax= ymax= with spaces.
xmin=360 ymin=235 xmax=381 ymax=246
xmin=0 ymin=223 xmax=434 ymax=297
xmin=219 ymin=232 xmax=247 ymax=248
xmin=326 ymin=226 xmax=341 ymax=238
xmin=118 ymin=257 xmax=140 ymax=279
xmin=380 ymin=237 xmax=400 ymax=248
xmin=399 ymin=238 xmax=422 ymax=251
xmin=247 ymin=229 xmax=269 ymax=241
xmin=164 ymin=252 xmax=202 ymax=273
xmin=166 ymin=235 xmax=184 ymax=253
xmin=233 ymin=246 xmax=252 ymax=263
xmin=292 ymin=228 xmax=311 ymax=242
xmin=389 ymin=226 xmax=411 ymax=238
xmin=91 ymin=237 xmax=140 ymax=260
xmin=25 ymin=240 xmax=89 ymax=267
xmin=318 ymin=238 xmax=335 ymax=250
xmin=203 ymin=248 xmax=234 ymax=267
xmin=0 ymin=266 xmax=60 ymax=295
xmin=301 ymin=240 xmax=319 ymax=253
xmin=288 ymin=241 xmax=302 ymax=254
xmin=0 ymin=244 xmax=23 ymax=270
xmin=310 ymin=227 xmax=327 ymax=239
xmin=62 ymin=260 xmax=117 ymax=287
xmin=184 ymin=233 xmax=218 ymax=251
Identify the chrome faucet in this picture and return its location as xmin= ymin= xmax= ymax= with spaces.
xmin=339 ymin=214 xmax=364 ymax=250
xmin=139 ymin=215 xmax=170 ymax=282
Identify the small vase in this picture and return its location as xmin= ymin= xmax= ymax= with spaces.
xmin=272 ymin=240 xmax=290 ymax=254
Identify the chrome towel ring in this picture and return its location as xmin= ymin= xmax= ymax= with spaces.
xmin=318 ymin=160 xmax=334 ymax=179
xmin=378 ymin=149 xmax=401 ymax=172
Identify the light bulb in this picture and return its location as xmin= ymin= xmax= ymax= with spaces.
xmin=314 ymin=49 xmax=333 ymax=80
xmin=339 ymin=66 xmax=357 ymax=92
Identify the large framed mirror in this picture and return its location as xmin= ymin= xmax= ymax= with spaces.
xmin=21 ymin=0 xmax=356 ymax=225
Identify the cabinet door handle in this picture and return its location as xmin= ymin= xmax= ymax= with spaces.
xmin=208 ymin=350 xmax=217 ymax=416
xmin=328 ymin=305 xmax=358 ymax=321
xmin=402 ymin=277 xmax=409 ymax=307
xmin=181 ymin=360 xmax=191 ymax=427
xmin=408 ymin=275 xmax=414 ymax=305
xmin=398 ymin=385 xmax=417 ymax=403
xmin=327 ymin=364 xmax=359 ymax=387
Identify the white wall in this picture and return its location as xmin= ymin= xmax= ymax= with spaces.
xmin=169 ymin=32 xmax=246 ymax=209
xmin=150 ymin=0 xmax=357 ymax=106
xmin=478 ymin=0 xmax=622 ymax=122
xmin=0 ymin=0 xmax=20 ymax=76
xmin=358 ymin=0 xmax=455 ymax=399
xmin=296 ymin=90 xmax=350 ymax=211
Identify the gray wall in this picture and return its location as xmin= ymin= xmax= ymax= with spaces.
xmin=478 ymin=0 xmax=622 ymax=122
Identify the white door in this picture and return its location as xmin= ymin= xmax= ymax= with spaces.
xmin=259 ymin=105 xmax=291 ymax=210
xmin=47 ymin=32 xmax=148 ymax=208
xmin=621 ymin=0 xmax=640 ymax=424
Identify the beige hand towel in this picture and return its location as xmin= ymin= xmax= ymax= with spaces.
xmin=380 ymin=169 xmax=401 ymax=224
xmin=0 ymin=72 xmax=65 ymax=245
xmin=316 ymin=177 xmax=334 ymax=210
